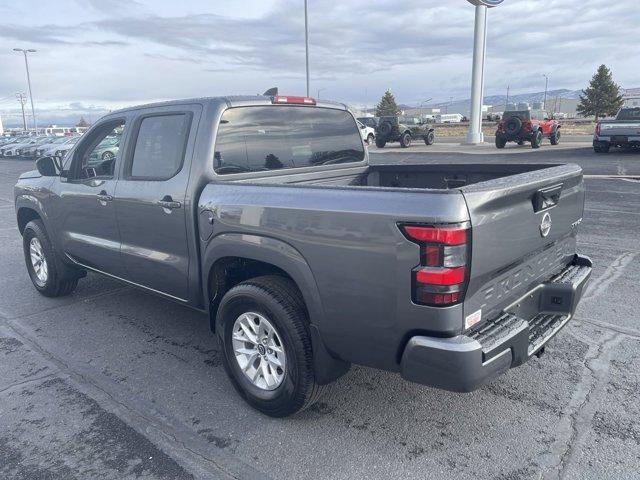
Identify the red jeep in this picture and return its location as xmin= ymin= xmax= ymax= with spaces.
xmin=495 ymin=110 xmax=560 ymax=149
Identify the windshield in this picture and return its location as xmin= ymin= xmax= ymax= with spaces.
xmin=617 ymin=108 xmax=640 ymax=121
xmin=214 ymin=106 xmax=364 ymax=175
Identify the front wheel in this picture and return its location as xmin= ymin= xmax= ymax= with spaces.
xmin=217 ymin=276 xmax=327 ymax=417
xmin=375 ymin=138 xmax=386 ymax=148
xmin=424 ymin=131 xmax=435 ymax=146
xmin=23 ymin=220 xmax=78 ymax=297
xmin=531 ymin=130 xmax=542 ymax=149
xmin=367 ymin=133 xmax=375 ymax=146
xmin=399 ymin=132 xmax=411 ymax=148
xmin=550 ymin=129 xmax=561 ymax=145
xmin=495 ymin=136 xmax=507 ymax=149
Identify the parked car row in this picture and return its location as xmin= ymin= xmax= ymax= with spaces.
xmin=0 ymin=134 xmax=81 ymax=159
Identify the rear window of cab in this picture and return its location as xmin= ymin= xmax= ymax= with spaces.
xmin=214 ymin=106 xmax=364 ymax=175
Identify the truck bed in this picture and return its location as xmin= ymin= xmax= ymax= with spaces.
xmin=204 ymin=162 xmax=584 ymax=371
xmin=233 ymin=162 xmax=564 ymax=191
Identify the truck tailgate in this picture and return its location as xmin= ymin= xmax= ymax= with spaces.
xmin=461 ymin=164 xmax=585 ymax=327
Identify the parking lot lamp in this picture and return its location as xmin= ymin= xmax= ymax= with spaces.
xmin=542 ymin=74 xmax=549 ymax=110
xmin=464 ymin=0 xmax=503 ymax=144
xmin=13 ymin=48 xmax=38 ymax=134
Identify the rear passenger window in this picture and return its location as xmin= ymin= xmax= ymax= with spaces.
xmin=129 ymin=114 xmax=190 ymax=179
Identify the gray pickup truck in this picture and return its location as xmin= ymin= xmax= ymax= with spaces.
xmin=593 ymin=106 xmax=640 ymax=153
xmin=15 ymin=95 xmax=592 ymax=417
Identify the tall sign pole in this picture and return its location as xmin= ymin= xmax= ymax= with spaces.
xmin=304 ymin=0 xmax=310 ymax=97
xmin=465 ymin=0 xmax=503 ymax=144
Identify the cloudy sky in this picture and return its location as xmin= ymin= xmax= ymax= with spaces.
xmin=0 ymin=0 xmax=638 ymax=125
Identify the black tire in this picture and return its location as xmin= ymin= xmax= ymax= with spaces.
xmin=367 ymin=133 xmax=375 ymax=145
xmin=102 ymin=151 xmax=115 ymax=161
xmin=517 ymin=140 xmax=524 ymax=146
xmin=399 ymin=132 xmax=411 ymax=148
xmin=505 ymin=117 xmax=522 ymax=135
xmin=378 ymin=121 xmax=392 ymax=137
xmin=23 ymin=220 xmax=78 ymax=297
xmin=375 ymin=138 xmax=386 ymax=148
xmin=217 ymin=275 xmax=327 ymax=417
xmin=531 ymin=130 xmax=542 ymax=149
xmin=424 ymin=130 xmax=435 ymax=146
xmin=550 ymin=129 xmax=561 ymax=145
xmin=594 ymin=142 xmax=610 ymax=153
xmin=495 ymin=136 xmax=507 ymax=149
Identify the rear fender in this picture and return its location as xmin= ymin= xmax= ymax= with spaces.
xmin=201 ymin=233 xmax=350 ymax=384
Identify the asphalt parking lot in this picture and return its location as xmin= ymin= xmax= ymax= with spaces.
xmin=1 ymin=144 xmax=639 ymax=479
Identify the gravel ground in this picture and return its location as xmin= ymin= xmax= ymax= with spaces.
xmin=0 ymin=144 xmax=638 ymax=479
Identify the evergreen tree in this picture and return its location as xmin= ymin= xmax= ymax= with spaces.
xmin=76 ymin=116 xmax=89 ymax=128
xmin=577 ymin=65 xmax=624 ymax=120
xmin=375 ymin=90 xmax=400 ymax=117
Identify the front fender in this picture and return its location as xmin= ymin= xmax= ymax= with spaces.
xmin=15 ymin=193 xmax=49 ymax=233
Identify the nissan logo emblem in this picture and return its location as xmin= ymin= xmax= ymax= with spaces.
xmin=540 ymin=212 xmax=552 ymax=237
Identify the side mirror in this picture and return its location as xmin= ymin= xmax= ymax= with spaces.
xmin=36 ymin=156 xmax=59 ymax=177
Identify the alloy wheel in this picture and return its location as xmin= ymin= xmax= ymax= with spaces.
xmin=232 ymin=312 xmax=286 ymax=391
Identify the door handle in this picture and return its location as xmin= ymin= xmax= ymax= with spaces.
xmin=156 ymin=196 xmax=182 ymax=210
xmin=97 ymin=190 xmax=113 ymax=205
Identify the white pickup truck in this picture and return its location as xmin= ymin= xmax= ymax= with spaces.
xmin=593 ymin=107 xmax=640 ymax=153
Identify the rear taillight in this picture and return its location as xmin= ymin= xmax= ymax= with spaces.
xmin=595 ymin=122 xmax=601 ymax=135
xmin=401 ymin=223 xmax=470 ymax=307
xmin=272 ymin=95 xmax=316 ymax=105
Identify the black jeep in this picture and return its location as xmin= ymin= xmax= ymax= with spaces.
xmin=374 ymin=116 xmax=435 ymax=148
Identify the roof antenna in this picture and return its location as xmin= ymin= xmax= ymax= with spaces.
xmin=263 ymin=87 xmax=278 ymax=96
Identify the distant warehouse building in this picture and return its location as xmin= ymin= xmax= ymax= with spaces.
xmin=622 ymin=88 xmax=640 ymax=107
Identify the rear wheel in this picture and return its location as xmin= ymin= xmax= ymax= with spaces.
xmin=594 ymin=142 xmax=610 ymax=153
xmin=495 ymin=136 xmax=507 ymax=149
xmin=531 ymin=130 xmax=542 ymax=149
xmin=23 ymin=220 xmax=78 ymax=297
xmin=424 ymin=131 xmax=435 ymax=146
xmin=375 ymin=138 xmax=386 ymax=148
xmin=517 ymin=140 xmax=524 ymax=146
xmin=217 ymin=275 xmax=327 ymax=417
xmin=399 ymin=132 xmax=411 ymax=148
xmin=550 ymin=129 xmax=561 ymax=145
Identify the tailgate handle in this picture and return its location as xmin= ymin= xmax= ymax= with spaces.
xmin=533 ymin=184 xmax=563 ymax=212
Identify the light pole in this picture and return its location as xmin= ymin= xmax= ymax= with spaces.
xmin=317 ymin=88 xmax=325 ymax=99
xmin=16 ymin=93 xmax=28 ymax=131
xmin=13 ymin=48 xmax=38 ymax=134
xmin=304 ymin=0 xmax=310 ymax=97
xmin=464 ymin=0 xmax=503 ymax=144
xmin=542 ymin=74 xmax=549 ymax=111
